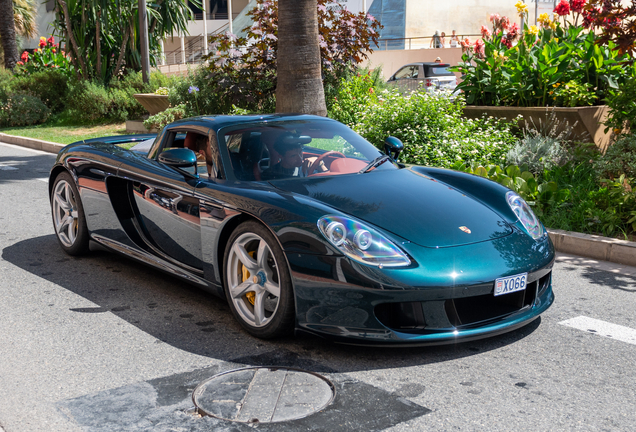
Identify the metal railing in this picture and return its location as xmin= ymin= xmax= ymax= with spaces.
xmin=161 ymin=21 xmax=231 ymax=66
xmin=376 ymin=34 xmax=481 ymax=50
xmin=192 ymin=12 xmax=241 ymax=21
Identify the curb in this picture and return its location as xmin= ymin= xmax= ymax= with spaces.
xmin=0 ymin=132 xmax=65 ymax=154
xmin=3 ymin=133 xmax=636 ymax=269
xmin=547 ymin=229 xmax=636 ymax=268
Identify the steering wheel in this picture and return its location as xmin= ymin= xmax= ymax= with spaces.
xmin=307 ymin=151 xmax=345 ymax=175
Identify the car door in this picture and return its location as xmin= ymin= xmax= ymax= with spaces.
xmin=118 ymin=125 xmax=209 ymax=273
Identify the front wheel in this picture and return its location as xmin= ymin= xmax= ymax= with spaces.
xmin=223 ymin=221 xmax=295 ymax=339
xmin=50 ymin=171 xmax=89 ymax=256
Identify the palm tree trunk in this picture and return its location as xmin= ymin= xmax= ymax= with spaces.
xmin=0 ymin=0 xmax=20 ymax=69
xmin=96 ymin=10 xmax=101 ymax=79
xmin=276 ymin=0 xmax=326 ymax=116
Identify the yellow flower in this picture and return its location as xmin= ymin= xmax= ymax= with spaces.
xmin=537 ymin=13 xmax=550 ymax=24
xmin=515 ymin=1 xmax=528 ymax=15
xmin=550 ymin=21 xmax=557 ymax=30
xmin=528 ymin=25 xmax=539 ymax=36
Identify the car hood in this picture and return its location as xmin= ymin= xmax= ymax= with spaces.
xmin=270 ymin=168 xmax=513 ymax=248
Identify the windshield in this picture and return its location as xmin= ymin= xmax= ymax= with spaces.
xmin=221 ymin=120 xmax=396 ymax=181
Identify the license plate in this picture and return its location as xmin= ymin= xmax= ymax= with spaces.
xmin=494 ymin=273 xmax=527 ymax=296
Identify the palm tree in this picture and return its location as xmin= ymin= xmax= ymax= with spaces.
xmin=53 ymin=0 xmax=197 ymax=83
xmin=0 ymin=0 xmax=20 ymax=69
xmin=13 ymin=0 xmax=38 ymax=40
xmin=0 ymin=0 xmax=37 ymax=69
xmin=276 ymin=0 xmax=326 ymax=116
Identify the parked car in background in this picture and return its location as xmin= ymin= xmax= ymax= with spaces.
xmin=387 ymin=62 xmax=458 ymax=94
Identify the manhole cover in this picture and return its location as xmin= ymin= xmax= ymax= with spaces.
xmin=192 ymin=367 xmax=335 ymax=423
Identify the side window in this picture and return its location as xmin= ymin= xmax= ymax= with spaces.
xmin=226 ymin=131 xmax=265 ymax=181
xmin=394 ymin=67 xmax=412 ymax=80
xmin=159 ymin=130 xmax=223 ymax=180
xmin=163 ymin=132 xmax=187 ymax=150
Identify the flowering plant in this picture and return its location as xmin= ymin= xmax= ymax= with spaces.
xmin=451 ymin=2 xmax=631 ymax=107
xmin=15 ymin=36 xmax=73 ymax=76
xmin=203 ymin=0 xmax=383 ymax=111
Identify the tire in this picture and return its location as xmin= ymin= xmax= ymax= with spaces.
xmin=223 ymin=221 xmax=295 ymax=339
xmin=50 ymin=171 xmax=90 ymax=256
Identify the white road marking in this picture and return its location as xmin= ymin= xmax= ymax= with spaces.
xmin=559 ymin=316 xmax=636 ymax=346
xmin=36 ymin=178 xmax=49 ymax=183
xmin=0 ymin=163 xmax=18 ymax=171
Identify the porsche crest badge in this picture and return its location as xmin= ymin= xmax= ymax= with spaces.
xmin=459 ymin=226 xmax=471 ymax=234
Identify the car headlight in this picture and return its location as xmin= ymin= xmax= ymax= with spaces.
xmin=506 ymin=191 xmax=545 ymax=240
xmin=318 ymin=216 xmax=411 ymax=267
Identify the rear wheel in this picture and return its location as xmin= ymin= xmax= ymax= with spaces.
xmin=223 ymin=221 xmax=294 ymax=338
xmin=51 ymin=172 xmax=89 ymax=256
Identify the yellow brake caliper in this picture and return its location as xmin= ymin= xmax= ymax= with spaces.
xmin=241 ymin=251 xmax=256 ymax=305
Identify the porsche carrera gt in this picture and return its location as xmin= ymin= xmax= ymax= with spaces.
xmin=49 ymin=114 xmax=554 ymax=345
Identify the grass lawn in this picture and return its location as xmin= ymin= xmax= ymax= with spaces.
xmin=0 ymin=123 xmax=136 ymax=145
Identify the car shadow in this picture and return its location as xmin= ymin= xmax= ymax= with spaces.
xmin=2 ymin=235 xmax=541 ymax=374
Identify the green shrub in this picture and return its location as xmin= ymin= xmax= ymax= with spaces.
xmin=605 ymin=71 xmax=636 ymax=135
xmin=594 ymin=134 xmax=636 ymax=181
xmin=169 ymin=67 xmax=233 ymax=116
xmin=350 ymin=91 xmax=518 ymax=167
xmin=506 ymin=135 xmax=571 ymax=174
xmin=144 ymin=104 xmax=186 ymax=132
xmin=64 ymin=81 xmax=110 ymax=122
xmin=10 ymin=69 xmax=70 ymax=113
xmin=0 ymin=68 xmax=15 ymax=104
xmin=328 ymin=72 xmax=380 ymax=127
xmin=0 ymin=94 xmax=50 ymax=127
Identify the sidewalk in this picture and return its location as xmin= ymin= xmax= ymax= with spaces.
xmin=3 ymin=132 xmax=636 ymax=268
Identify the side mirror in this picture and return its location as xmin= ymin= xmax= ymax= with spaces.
xmin=159 ymin=148 xmax=199 ymax=178
xmin=384 ymin=136 xmax=404 ymax=161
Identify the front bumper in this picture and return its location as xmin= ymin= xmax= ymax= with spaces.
xmin=286 ymin=233 xmax=555 ymax=345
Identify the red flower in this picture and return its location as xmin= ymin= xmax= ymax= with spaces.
xmin=569 ymin=0 xmax=586 ymax=14
xmin=500 ymin=16 xmax=511 ymax=31
xmin=17 ymin=61 xmax=24 ymax=66
xmin=20 ymin=51 xmax=29 ymax=62
xmin=480 ymin=25 xmax=491 ymax=39
xmin=507 ymin=22 xmax=520 ymax=39
xmin=554 ymin=0 xmax=571 ymax=16
xmin=38 ymin=37 xmax=46 ymax=48
xmin=47 ymin=36 xmax=55 ymax=46
xmin=474 ymin=39 xmax=485 ymax=57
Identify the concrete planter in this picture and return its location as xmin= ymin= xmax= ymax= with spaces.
xmin=133 ymin=94 xmax=170 ymax=115
xmin=463 ymin=105 xmax=612 ymax=152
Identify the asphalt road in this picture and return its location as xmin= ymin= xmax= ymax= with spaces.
xmin=1 ymin=141 xmax=635 ymax=432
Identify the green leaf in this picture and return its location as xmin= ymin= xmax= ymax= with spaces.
xmin=506 ymin=165 xmax=522 ymax=179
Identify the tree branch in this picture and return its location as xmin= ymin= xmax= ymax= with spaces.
xmin=56 ymin=0 xmax=88 ymax=78
xmin=111 ymin=22 xmax=131 ymax=82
